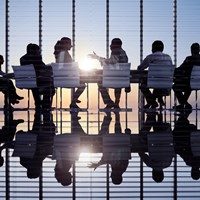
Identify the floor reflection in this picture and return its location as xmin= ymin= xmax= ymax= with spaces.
xmin=0 ymin=108 xmax=200 ymax=199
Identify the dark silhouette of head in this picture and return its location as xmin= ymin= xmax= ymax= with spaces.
xmin=191 ymin=43 xmax=200 ymax=56
xmin=111 ymin=171 xmax=123 ymax=185
xmin=110 ymin=38 xmax=122 ymax=50
xmin=152 ymin=169 xmax=164 ymax=183
xmin=0 ymin=55 xmax=4 ymax=65
xmin=55 ymin=171 xmax=72 ymax=186
xmin=27 ymin=43 xmax=41 ymax=55
xmin=54 ymin=40 xmax=62 ymax=58
xmin=60 ymin=37 xmax=72 ymax=51
xmin=0 ymin=156 xmax=4 ymax=167
xmin=152 ymin=40 xmax=164 ymax=53
xmin=191 ymin=167 xmax=200 ymax=180
xmin=27 ymin=166 xmax=41 ymax=179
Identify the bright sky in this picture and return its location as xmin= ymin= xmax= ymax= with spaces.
xmin=0 ymin=0 xmax=200 ymax=107
xmin=0 ymin=0 xmax=200 ymax=71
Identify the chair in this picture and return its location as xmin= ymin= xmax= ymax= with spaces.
xmin=51 ymin=62 xmax=81 ymax=109
xmin=52 ymin=134 xmax=80 ymax=161
xmin=12 ymin=64 xmax=37 ymax=89
xmin=147 ymin=132 xmax=175 ymax=158
xmin=147 ymin=64 xmax=175 ymax=89
xmin=12 ymin=131 xmax=37 ymax=159
xmin=190 ymin=130 xmax=200 ymax=157
xmin=102 ymin=63 xmax=131 ymax=88
xmin=12 ymin=64 xmax=38 ymax=109
xmin=190 ymin=66 xmax=200 ymax=108
xmin=101 ymin=63 xmax=131 ymax=111
xmin=51 ymin=62 xmax=80 ymax=88
xmin=102 ymin=134 xmax=131 ymax=160
xmin=147 ymin=64 xmax=175 ymax=108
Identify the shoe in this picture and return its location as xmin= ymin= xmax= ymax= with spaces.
xmin=4 ymin=105 xmax=14 ymax=111
xmin=113 ymin=104 xmax=121 ymax=110
xmin=13 ymin=119 xmax=24 ymax=125
xmin=10 ymin=100 xmax=20 ymax=105
xmin=151 ymin=102 xmax=158 ymax=109
xmin=143 ymin=102 xmax=158 ymax=109
xmin=143 ymin=104 xmax=151 ymax=109
xmin=173 ymin=104 xmax=184 ymax=110
xmin=15 ymin=95 xmax=24 ymax=100
xmin=104 ymin=101 xmax=115 ymax=110
xmin=76 ymin=100 xmax=81 ymax=103
xmin=70 ymin=103 xmax=80 ymax=109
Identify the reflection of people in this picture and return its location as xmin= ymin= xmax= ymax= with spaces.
xmin=0 ymin=55 xmax=24 ymax=109
xmin=20 ymin=44 xmax=55 ymax=109
xmin=89 ymin=112 xmax=131 ymax=185
xmin=53 ymin=111 xmax=84 ymax=186
xmin=0 ymin=110 xmax=24 ymax=167
xmin=137 ymin=40 xmax=172 ymax=109
xmin=173 ymin=110 xmax=200 ymax=180
xmin=139 ymin=111 xmax=174 ymax=183
xmin=54 ymin=37 xmax=86 ymax=109
xmin=19 ymin=110 xmax=55 ymax=179
xmin=173 ymin=43 xmax=200 ymax=110
xmin=88 ymin=38 xmax=128 ymax=109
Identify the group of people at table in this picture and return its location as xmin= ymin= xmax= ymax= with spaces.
xmin=0 ymin=38 xmax=200 ymax=111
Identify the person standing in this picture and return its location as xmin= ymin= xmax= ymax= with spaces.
xmin=88 ymin=38 xmax=128 ymax=109
xmin=137 ymin=40 xmax=173 ymax=109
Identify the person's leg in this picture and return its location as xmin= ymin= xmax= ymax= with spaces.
xmin=114 ymin=88 xmax=121 ymax=108
xmin=42 ymin=87 xmax=55 ymax=109
xmin=183 ymin=89 xmax=192 ymax=109
xmin=32 ymin=88 xmax=42 ymax=109
xmin=172 ymin=82 xmax=187 ymax=110
xmin=70 ymin=83 xmax=86 ymax=108
xmin=140 ymin=82 xmax=157 ymax=108
xmin=98 ymin=83 xmax=114 ymax=108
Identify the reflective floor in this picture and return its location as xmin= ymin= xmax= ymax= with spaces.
xmin=0 ymin=106 xmax=200 ymax=199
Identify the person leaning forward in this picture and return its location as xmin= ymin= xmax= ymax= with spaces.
xmin=20 ymin=43 xmax=55 ymax=109
xmin=88 ymin=38 xmax=128 ymax=109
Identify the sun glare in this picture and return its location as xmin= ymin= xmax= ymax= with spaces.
xmin=79 ymin=57 xmax=98 ymax=71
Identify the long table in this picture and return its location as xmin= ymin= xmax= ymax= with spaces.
xmin=80 ymin=69 xmax=147 ymax=84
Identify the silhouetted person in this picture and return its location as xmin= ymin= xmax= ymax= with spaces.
xmin=19 ymin=110 xmax=55 ymax=179
xmin=173 ymin=43 xmax=200 ymax=110
xmin=53 ymin=111 xmax=85 ymax=186
xmin=137 ymin=40 xmax=172 ymax=109
xmin=54 ymin=37 xmax=86 ymax=109
xmin=20 ymin=44 xmax=55 ymax=109
xmin=0 ymin=55 xmax=24 ymax=109
xmin=88 ymin=38 xmax=129 ymax=109
xmin=88 ymin=112 xmax=130 ymax=185
xmin=173 ymin=110 xmax=200 ymax=180
xmin=0 ymin=110 xmax=24 ymax=167
xmin=139 ymin=111 xmax=174 ymax=183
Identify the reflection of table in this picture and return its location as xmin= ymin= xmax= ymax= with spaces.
xmin=80 ymin=69 xmax=147 ymax=84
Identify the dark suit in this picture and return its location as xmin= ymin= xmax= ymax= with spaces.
xmin=20 ymin=54 xmax=55 ymax=109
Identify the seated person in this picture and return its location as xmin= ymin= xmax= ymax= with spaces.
xmin=20 ymin=44 xmax=55 ymax=109
xmin=173 ymin=43 xmax=200 ymax=110
xmin=54 ymin=37 xmax=86 ymax=109
xmin=0 ymin=55 xmax=23 ymax=109
xmin=137 ymin=40 xmax=173 ymax=109
xmin=88 ymin=38 xmax=128 ymax=109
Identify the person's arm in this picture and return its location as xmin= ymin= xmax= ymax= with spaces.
xmin=137 ymin=56 xmax=151 ymax=71
xmin=88 ymin=52 xmax=119 ymax=65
